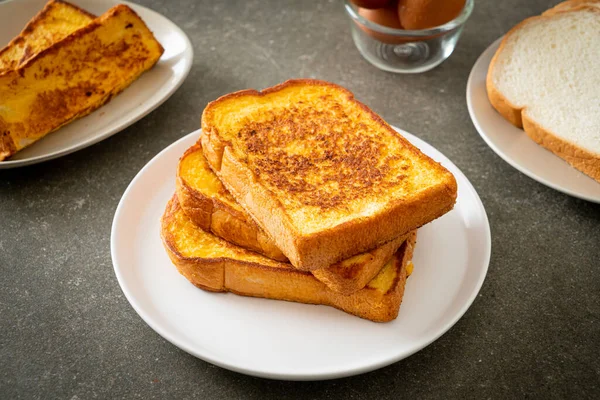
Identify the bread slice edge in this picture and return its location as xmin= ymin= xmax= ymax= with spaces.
xmin=161 ymin=195 xmax=417 ymax=322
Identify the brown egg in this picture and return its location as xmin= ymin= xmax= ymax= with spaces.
xmin=357 ymin=5 xmax=407 ymax=44
xmin=398 ymin=0 xmax=466 ymax=30
xmin=351 ymin=0 xmax=393 ymax=9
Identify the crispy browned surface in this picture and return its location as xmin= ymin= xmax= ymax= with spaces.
xmin=486 ymin=2 xmax=600 ymax=183
xmin=0 ymin=0 xmax=95 ymax=73
xmin=161 ymin=196 xmax=417 ymax=322
xmin=234 ymin=107 xmax=407 ymax=210
xmin=177 ymin=143 xmax=412 ymax=294
xmin=201 ymin=79 xmax=456 ymax=270
xmin=176 ymin=144 xmax=288 ymax=261
xmin=0 ymin=4 xmax=164 ymax=160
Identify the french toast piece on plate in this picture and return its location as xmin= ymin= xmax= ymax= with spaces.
xmin=0 ymin=4 xmax=164 ymax=160
xmin=161 ymin=196 xmax=417 ymax=323
xmin=0 ymin=0 xmax=95 ymax=73
xmin=200 ymin=79 xmax=456 ymax=270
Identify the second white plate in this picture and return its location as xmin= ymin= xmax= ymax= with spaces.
xmin=466 ymin=38 xmax=600 ymax=203
xmin=0 ymin=0 xmax=193 ymax=168
xmin=111 ymin=127 xmax=491 ymax=381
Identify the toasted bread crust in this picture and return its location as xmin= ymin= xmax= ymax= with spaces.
xmin=0 ymin=4 xmax=164 ymax=160
xmin=486 ymin=76 xmax=523 ymax=128
xmin=49 ymin=0 xmax=97 ymax=17
xmin=311 ymin=232 xmax=411 ymax=294
xmin=175 ymin=175 xmax=213 ymax=232
xmin=0 ymin=127 xmax=16 ymax=161
xmin=177 ymin=143 xmax=412 ymax=294
xmin=0 ymin=0 xmax=96 ymax=72
xmin=160 ymin=196 xmax=229 ymax=292
xmin=176 ymin=145 xmax=288 ymax=261
xmin=486 ymin=4 xmax=600 ymax=182
xmin=201 ymin=79 xmax=456 ymax=270
xmin=161 ymin=196 xmax=416 ymax=322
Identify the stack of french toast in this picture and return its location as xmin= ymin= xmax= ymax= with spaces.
xmin=161 ymin=79 xmax=458 ymax=322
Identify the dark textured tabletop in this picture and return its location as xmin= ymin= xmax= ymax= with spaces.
xmin=2 ymin=0 xmax=599 ymax=398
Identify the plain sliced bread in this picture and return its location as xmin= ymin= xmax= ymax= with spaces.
xmin=543 ymin=0 xmax=600 ymax=16
xmin=487 ymin=4 xmax=600 ymax=182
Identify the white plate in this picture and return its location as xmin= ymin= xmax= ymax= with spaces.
xmin=467 ymin=38 xmax=600 ymax=203
xmin=0 ymin=0 xmax=193 ymax=169
xmin=111 ymin=128 xmax=491 ymax=381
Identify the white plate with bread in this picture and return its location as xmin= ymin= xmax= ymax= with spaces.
xmin=467 ymin=2 xmax=600 ymax=203
xmin=111 ymin=126 xmax=491 ymax=381
xmin=0 ymin=0 xmax=192 ymax=168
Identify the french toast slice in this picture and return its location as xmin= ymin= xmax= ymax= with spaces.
xmin=0 ymin=0 xmax=95 ymax=73
xmin=176 ymin=143 xmax=409 ymax=295
xmin=0 ymin=4 xmax=164 ymax=160
xmin=161 ymin=196 xmax=417 ymax=322
xmin=177 ymin=143 xmax=288 ymax=261
xmin=200 ymin=79 xmax=456 ymax=270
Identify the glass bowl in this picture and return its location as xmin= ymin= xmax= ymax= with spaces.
xmin=344 ymin=0 xmax=474 ymax=73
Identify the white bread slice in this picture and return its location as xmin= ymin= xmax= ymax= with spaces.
xmin=543 ymin=0 xmax=600 ymax=16
xmin=487 ymin=3 xmax=600 ymax=182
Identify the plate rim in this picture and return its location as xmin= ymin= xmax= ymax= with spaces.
xmin=0 ymin=0 xmax=193 ymax=169
xmin=466 ymin=37 xmax=600 ymax=204
xmin=111 ymin=127 xmax=491 ymax=381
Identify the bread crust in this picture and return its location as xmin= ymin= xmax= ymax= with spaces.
xmin=161 ymin=196 xmax=417 ymax=322
xmin=486 ymin=5 xmax=600 ymax=183
xmin=176 ymin=145 xmax=288 ymax=261
xmin=0 ymin=123 xmax=17 ymax=161
xmin=201 ymin=79 xmax=456 ymax=270
xmin=311 ymin=233 xmax=410 ymax=295
xmin=522 ymin=114 xmax=600 ymax=182
xmin=486 ymin=75 xmax=523 ymax=128
xmin=160 ymin=196 xmax=227 ymax=292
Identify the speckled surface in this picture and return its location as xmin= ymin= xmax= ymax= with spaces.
xmin=1 ymin=0 xmax=599 ymax=398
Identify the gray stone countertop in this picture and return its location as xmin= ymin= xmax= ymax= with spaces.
xmin=1 ymin=0 xmax=599 ymax=398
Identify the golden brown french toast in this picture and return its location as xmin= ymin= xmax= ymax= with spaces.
xmin=161 ymin=196 xmax=417 ymax=322
xmin=177 ymin=143 xmax=288 ymax=261
xmin=176 ymin=143 xmax=410 ymax=295
xmin=0 ymin=0 xmax=95 ymax=73
xmin=200 ymin=79 xmax=456 ymax=270
xmin=0 ymin=4 xmax=164 ymax=160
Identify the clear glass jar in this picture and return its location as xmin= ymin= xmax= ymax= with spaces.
xmin=344 ymin=0 xmax=474 ymax=73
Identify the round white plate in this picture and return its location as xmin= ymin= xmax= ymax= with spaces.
xmin=0 ymin=0 xmax=193 ymax=169
xmin=111 ymin=128 xmax=491 ymax=381
xmin=467 ymin=38 xmax=600 ymax=203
